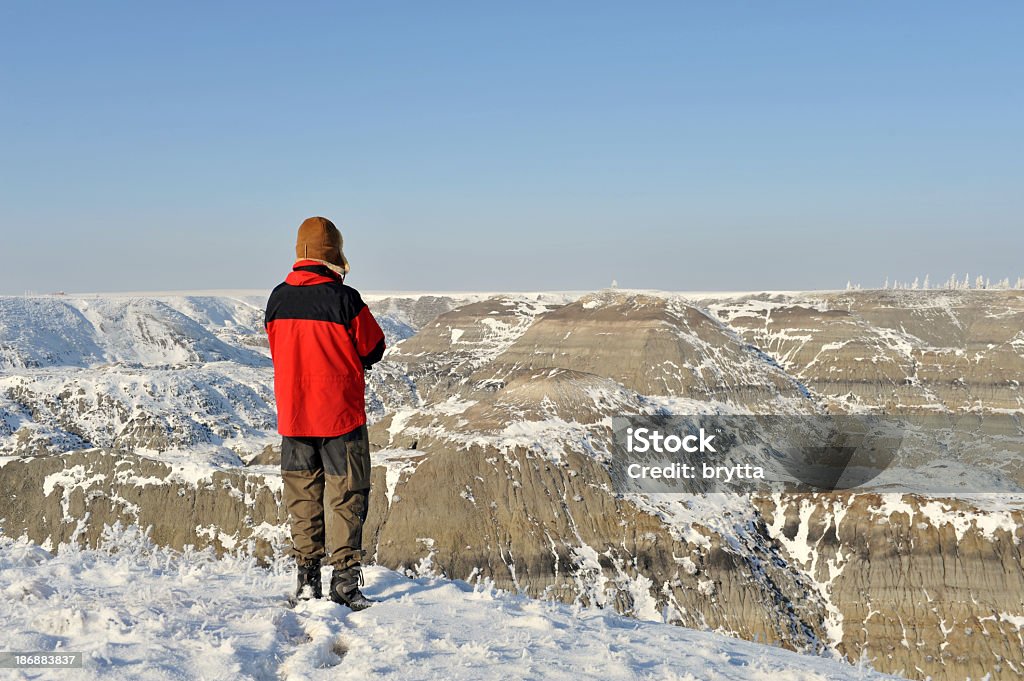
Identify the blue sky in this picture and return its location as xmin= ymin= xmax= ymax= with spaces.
xmin=1 ymin=2 xmax=1021 ymax=293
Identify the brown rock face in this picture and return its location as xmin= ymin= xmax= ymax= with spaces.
xmin=469 ymin=292 xmax=808 ymax=408
xmin=0 ymin=450 xmax=288 ymax=557
xmin=385 ymin=296 xmax=560 ymax=401
xmin=755 ymin=493 xmax=1024 ymax=681
xmin=370 ymin=441 xmax=835 ymax=650
xmin=0 ymin=446 xmax=832 ymax=655
xmin=705 ymin=289 xmax=1024 ymax=412
xmin=366 ymin=289 xmax=1024 ymax=681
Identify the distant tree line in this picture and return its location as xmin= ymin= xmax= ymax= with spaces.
xmin=845 ymin=274 xmax=1024 ymax=291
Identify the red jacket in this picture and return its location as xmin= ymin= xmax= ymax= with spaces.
xmin=265 ymin=261 xmax=386 ymax=437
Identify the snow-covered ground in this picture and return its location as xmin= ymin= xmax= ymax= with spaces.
xmin=0 ymin=529 xmax=900 ymax=681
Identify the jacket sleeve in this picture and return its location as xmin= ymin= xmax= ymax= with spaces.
xmin=351 ymin=303 xmax=386 ymax=369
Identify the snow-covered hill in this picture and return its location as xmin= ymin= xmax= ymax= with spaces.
xmin=0 ymin=292 xmax=493 ymax=458
xmin=0 ymin=530 xmax=900 ymax=681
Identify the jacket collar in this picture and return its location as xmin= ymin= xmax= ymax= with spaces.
xmin=286 ymin=259 xmax=343 ymax=286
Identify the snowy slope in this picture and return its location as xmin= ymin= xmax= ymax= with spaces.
xmin=0 ymin=292 xmax=461 ymax=458
xmin=0 ymin=531 xmax=901 ymax=681
xmin=0 ymin=292 xmax=564 ymax=458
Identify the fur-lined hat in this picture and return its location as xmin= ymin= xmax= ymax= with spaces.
xmin=295 ymin=216 xmax=350 ymax=275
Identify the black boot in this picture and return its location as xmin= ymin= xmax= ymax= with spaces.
xmin=329 ymin=566 xmax=374 ymax=611
xmin=295 ymin=558 xmax=322 ymax=601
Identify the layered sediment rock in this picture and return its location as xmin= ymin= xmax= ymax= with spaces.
xmin=480 ymin=292 xmax=808 ymax=407
xmin=0 ymin=447 xmax=832 ymax=653
xmin=756 ymin=493 xmax=1024 ymax=680
xmin=706 ymin=289 xmax=1024 ymax=412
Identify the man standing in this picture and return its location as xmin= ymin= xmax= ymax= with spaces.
xmin=265 ymin=216 xmax=386 ymax=610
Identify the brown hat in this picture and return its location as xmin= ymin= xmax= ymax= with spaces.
xmin=295 ymin=216 xmax=350 ymax=274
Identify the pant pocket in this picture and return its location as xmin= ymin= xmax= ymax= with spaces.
xmin=345 ymin=426 xmax=371 ymax=491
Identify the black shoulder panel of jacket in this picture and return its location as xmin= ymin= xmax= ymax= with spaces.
xmin=265 ymin=280 xmax=366 ymax=327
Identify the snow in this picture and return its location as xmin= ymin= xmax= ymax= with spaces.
xmin=0 ymin=529 xmax=903 ymax=681
xmin=871 ymin=494 xmax=1023 ymax=541
xmin=362 ymin=291 xmax=586 ymax=303
xmin=385 ymin=408 xmax=415 ymax=444
xmin=370 ymin=448 xmax=421 ymax=508
xmin=767 ymin=497 xmax=818 ymax=567
xmin=0 ymin=294 xmax=277 ymax=459
xmin=764 ymin=494 xmax=854 ymax=649
xmin=42 ymin=464 xmax=104 ymax=497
